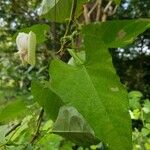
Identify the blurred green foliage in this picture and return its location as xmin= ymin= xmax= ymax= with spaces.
xmin=129 ymin=91 xmax=150 ymax=150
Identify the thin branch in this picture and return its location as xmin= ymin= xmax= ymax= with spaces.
xmin=112 ymin=5 xmax=118 ymax=15
xmin=5 ymin=122 xmax=21 ymax=137
xmin=30 ymin=109 xmax=44 ymax=144
xmin=58 ymin=0 xmax=77 ymax=55
xmin=107 ymin=5 xmax=118 ymax=16
xmin=103 ymin=0 xmax=113 ymax=13
xmin=5 ymin=122 xmax=22 ymax=145
xmin=102 ymin=0 xmax=113 ymax=22
xmin=96 ymin=0 xmax=102 ymax=21
xmin=88 ymin=1 xmax=98 ymax=17
xmin=101 ymin=13 xmax=107 ymax=22
xmin=65 ymin=0 xmax=77 ymax=36
xmin=83 ymin=4 xmax=90 ymax=24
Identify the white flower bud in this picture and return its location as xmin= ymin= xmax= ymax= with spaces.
xmin=16 ymin=33 xmax=29 ymax=51
xmin=16 ymin=31 xmax=36 ymax=66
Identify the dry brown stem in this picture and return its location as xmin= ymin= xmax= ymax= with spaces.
xmin=83 ymin=4 xmax=90 ymax=24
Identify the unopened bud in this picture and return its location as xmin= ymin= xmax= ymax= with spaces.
xmin=16 ymin=31 xmax=36 ymax=66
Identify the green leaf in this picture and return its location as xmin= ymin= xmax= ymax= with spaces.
xmin=114 ymin=0 xmax=121 ymax=5
xmin=31 ymin=81 xmax=63 ymax=121
xmin=83 ymin=19 xmax=150 ymax=48
xmin=128 ymin=91 xmax=142 ymax=110
xmin=49 ymin=31 xmax=132 ymax=149
xmin=35 ymin=134 xmax=63 ymax=150
xmin=143 ymin=100 xmax=150 ymax=114
xmin=49 ymin=19 xmax=150 ymax=149
xmin=13 ymin=24 xmax=49 ymax=44
xmin=141 ymin=123 xmax=150 ymax=136
xmin=68 ymin=49 xmax=85 ymax=66
xmin=0 ymin=125 xmax=7 ymax=144
xmin=9 ymin=115 xmax=32 ymax=142
xmin=0 ymin=100 xmax=27 ymax=123
xmin=128 ymin=91 xmax=143 ymax=99
xmin=143 ymin=113 xmax=150 ymax=123
xmin=145 ymin=143 xmax=150 ymax=150
xmin=129 ymin=98 xmax=141 ymax=110
xmin=129 ymin=109 xmax=141 ymax=120
xmin=39 ymin=0 xmax=87 ymax=22
xmin=53 ymin=106 xmax=99 ymax=147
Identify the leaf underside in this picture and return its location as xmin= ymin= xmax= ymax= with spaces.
xmin=53 ymin=106 xmax=100 ymax=147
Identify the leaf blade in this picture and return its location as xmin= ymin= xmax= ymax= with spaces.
xmin=50 ymin=57 xmax=131 ymax=149
xmin=39 ymin=0 xmax=87 ymax=22
xmin=31 ymin=81 xmax=63 ymax=121
xmin=0 ymin=100 xmax=27 ymax=123
xmin=83 ymin=19 xmax=150 ymax=48
xmin=48 ymin=19 xmax=150 ymax=149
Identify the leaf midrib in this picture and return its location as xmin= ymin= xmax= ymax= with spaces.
xmin=81 ymin=65 xmax=125 ymax=149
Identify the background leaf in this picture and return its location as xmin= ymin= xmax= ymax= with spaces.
xmin=39 ymin=0 xmax=87 ymax=22
xmin=83 ymin=19 xmax=150 ymax=48
xmin=128 ymin=91 xmax=143 ymax=110
xmin=0 ymin=125 xmax=7 ymax=144
xmin=31 ymin=81 xmax=63 ymax=121
xmin=114 ymin=0 xmax=121 ymax=5
xmin=13 ymin=24 xmax=49 ymax=44
xmin=0 ymin=100 xmax=27 ymax=123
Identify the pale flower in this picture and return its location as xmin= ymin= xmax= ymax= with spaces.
xmin=16 ymin=32 xmax=28 ymax=51
xmin=16 ymin=31 xmax=36 ymax=66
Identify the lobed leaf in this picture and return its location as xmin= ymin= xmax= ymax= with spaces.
xmin=49 ymin=19 xmax=150 ymax=149
xmin=50 ymin=47 xmax=131 ymax=150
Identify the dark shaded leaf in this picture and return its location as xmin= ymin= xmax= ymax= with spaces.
xmin=31 ymin=81 xmax=63 ymax=121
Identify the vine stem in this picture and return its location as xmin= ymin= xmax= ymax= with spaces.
xmin=58 ymin=0 xmax=77 ymax=55
xmin=83 ymin=4 xmax=90 ymax=24
xmin=103 ymin=0 xmax=113 ymax=13
xmin=30 ymin=108 xmax=44 ymax=144
xmin=96 ymin=0 xmax=102 ymax=21
xmin=5 ymin=122 xmax=21 ymax=137
xmin=88 ymin=0 xmax=98 ymax=17
xmin=102 ymin=0 xmax=114 ymax=22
